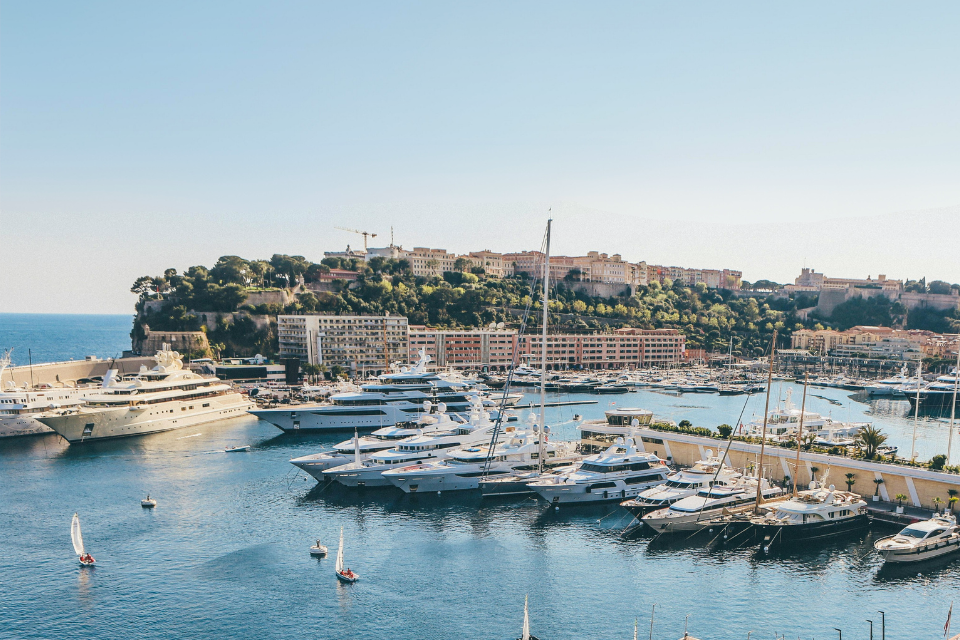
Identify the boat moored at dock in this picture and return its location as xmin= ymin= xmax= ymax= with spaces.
xmin=874 ymin=513 xmax=960 ymax=563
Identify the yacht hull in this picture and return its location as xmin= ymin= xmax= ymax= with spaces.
xmin=875 ymin=537 xmax=960 ymax=563
xmin=532 ymin=475 xmax=667 ymax=505
xmin=250 ymin=403 xmax=478 ymax=432
xmin=38 ymin=394 xmax=253 ymax=443
xmin=755 ymin=514 xmax=868 ymax=547
xmin=0 ymin=416 xmax=54 ymax=438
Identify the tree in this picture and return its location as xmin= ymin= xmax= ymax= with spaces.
xmin=856 ymin=425 xmax=888 ymax=459
xmin=895 ymin=493 xmax=907 ymax=508
xmin=717 ymin=424 xmax=732 ymax=438
xmin=209 ymin=255 xmax=252 ymax=286
xmin=930 ymin=454 xmax=947 ymax=470
xmin=928 ymin=280 xmax=954 ymax=295
xmin=454 ymin=257 xmax=470 ymax=273
xmin=872 ymin=477 xmax=884 ymax=497
xmin=131 ymin=276 xmax=155 ymax=300
xmin=330 ymin=364 xmax=346 ymax=380
xmin=844 ymin=472 xmax=856 ymax=491
xmin=678 ymin=420 xmax=692 ymax=430
xmin=933 ymin=496 xmax=944 ymax=514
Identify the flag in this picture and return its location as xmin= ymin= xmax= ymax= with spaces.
xmin=946 ymin=601 xmax=954 ymax=638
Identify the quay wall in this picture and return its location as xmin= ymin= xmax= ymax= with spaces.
xmin=636 ymin=427 xmax=960 ymax=511
xmin=3 ymin=357 xmax=156 ymax=388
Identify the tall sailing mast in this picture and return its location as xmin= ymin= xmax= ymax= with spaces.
xmin=754 ymin=329 xmax=777 ymax=513
xmin=537 ymin=219 xmax=552 ymax=475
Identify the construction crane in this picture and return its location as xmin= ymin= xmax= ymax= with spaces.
xmin=334 ymin=226 xmax=378 ymax=250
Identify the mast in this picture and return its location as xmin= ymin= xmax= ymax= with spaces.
xmin=910 ymin=362 xmax=922 ymax=461
xmin=793 ymin=373 xmax=809 ymax=496
xmin=947 ymin=347 xmax=960 ymax=465
xmin=754 ymin=329 xmax=777 ymax=513
xmin=538 ymin=219 xmax=552 ymax=475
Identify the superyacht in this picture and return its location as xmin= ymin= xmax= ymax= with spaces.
xmin=527 ymin=434 xmax=670 ymax=505
xmin=908 ymin=369 xmax=960 ymax=410
xmin=382 ymin=414 xmax=580 ymax=493
xmin=250 ymin=350 xmax=520 ymax=432
xmin=620 ymin=453 xmax=741 ymax=517
xmin=323 ymin=399 xmax=500 ymax=487
xmin=641 ymin=476 xmax=782 ymax=533
xmin=37 ymin=347 xmax=253 ymax=443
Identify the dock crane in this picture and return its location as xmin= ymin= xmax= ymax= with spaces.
xmin=334 ymin=227 xmax=378 ymax=250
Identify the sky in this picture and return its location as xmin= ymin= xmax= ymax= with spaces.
xmin=2 ymin=1 xmax=958 ymax=314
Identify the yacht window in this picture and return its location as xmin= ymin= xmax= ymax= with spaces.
xmin=898 ymin=527 xmax=927 ymax=539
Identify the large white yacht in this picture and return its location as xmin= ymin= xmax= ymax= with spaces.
xmin=249 ymin=350 xmax=519 ymax=432
xmin=290 ymin=402 xmax=500 ymax=480
xmin=323 ymin=400 xmax=500 ymax=487
xmin=749 ymin=486 xmax=867 ymax=548
xmin=740 ymin=389 xmax=870 ymax=443
xmin=641 ymin=476 xmax=782 ymax=533
xmin=37 ymin=348 xmax=253 ymax=443
xmin=0 ymin=385 xmax=91 ymax=438
xmin=865 ymin=366 xmax=913 ymax=397
xmin=620 ymin=454 xmax=742 ymax=517
xmin=381 ymin=415 xmax=580 ymax=493
xmin=527 ymin=434 xmax=670 ymax=505
xmin=874 ymin=514 xmax=960 ymax=563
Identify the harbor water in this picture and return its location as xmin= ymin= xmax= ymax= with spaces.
xmin=2 ymin=316 xmax=958 ymax=638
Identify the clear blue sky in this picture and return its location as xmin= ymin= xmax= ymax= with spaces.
xmin=2 ymin=2 xmax=958 ymax=313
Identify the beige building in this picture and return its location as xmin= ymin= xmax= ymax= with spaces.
xmin=278 ymin=314 xmax=409 ymax=375
xmin=404 ymin=247 xmax=457 ymax=277
xmin=409 ymin=327 xmax=518 ymax=368
xmin=789 ymin=268 xmax=903 ymax=293
xmin=464 ymin=250 xmax=508 ymax=278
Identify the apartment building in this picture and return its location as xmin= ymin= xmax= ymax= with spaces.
xmin=464 ymin=250 xmax=508 ymax=278
xmin=278 ymin=314 xmax=409 ymax=375
xmin=791 ymin=326 xmax=958 ymax=361
xmin=404 ymin=247 xmax=458 ymax=277
xmin=408 ymin=327 xmax=518 ymax=368
xmin=517 ymin=328 xmax=685 ymax=370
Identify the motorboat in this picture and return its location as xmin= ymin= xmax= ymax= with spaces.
xmin=323 ymin=401 xmax=501 ymax=487
xmin=289 ymin=403 xmax=465 ymax=480
xmin=865 ymin=366 xmax=912 ymax=397
xmin=527 ymin=433 xmax=670 ymax=505
xmin=141 ymin=495 xmax=157 ymax=508
xmin=72 ymin=513 xmax=95 ymax=566
xmin=874 ymin=514 xmax=960 ymax=563
xmin=641 ymin=476 xmax=782 ymax=533
xmin=739 ymin=389 xmax=869 ymax=443
xmin=382 ymin=415 xmax=581 ymax=494
xmin=249 ymin=350 xmax=519 ymax=432
xmin=750 ymin=486 xmax=868 ymax=549
xmin=37 ymin=347 xmax=253 ymax=443
xmin=334 ymin=527 xmax=358 ymax=583
xmin=309 ymin=539 xmax=328 ymax=557
xmin=225 ymin=445 xmax=250 ymax=453
xmin=620 ymin=454 xmax=741 ymax=517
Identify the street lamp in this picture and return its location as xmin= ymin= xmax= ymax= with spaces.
xmin=834 ymin=628 xmax=842 ymax=640
xmin=867 ymin=619 xmax=873 ymax=640
xmin=878 ymin=610 xmax=886 ymax=640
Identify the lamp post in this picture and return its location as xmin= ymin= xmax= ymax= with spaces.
xmin=878 ymin=610 xmax=885 ymax=640
xmin=834 ymin=628 xmax=842 ymax=640
xmin=867 ymin=619 xmax=873 ymax=640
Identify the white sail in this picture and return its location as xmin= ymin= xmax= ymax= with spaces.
xmin=71 ymin=513 xmax=85 ymax=556
xmin=335 ymin=526 xmax=344 ymax=574
xmin=522 ymin=594 xmax=530 ymax=640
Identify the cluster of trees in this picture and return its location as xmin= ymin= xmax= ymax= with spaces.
xmin=130 ymin=253 xmax=960 ymax=361
xmin=904 ymin=278 xmax=960 ymax=295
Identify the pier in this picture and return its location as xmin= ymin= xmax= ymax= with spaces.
xmin=635 ymin=427 xmax=960 ymax=511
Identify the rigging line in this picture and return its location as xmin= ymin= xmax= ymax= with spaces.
xmin=481 ymin=238 xmax=547 ymax=477
xmin=693 ymin=392 xmax=755 ymax=523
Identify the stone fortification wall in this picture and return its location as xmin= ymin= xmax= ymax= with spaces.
xmin=3 ymin=357 xmax=156 ymax=388
xmin=637 ymin=427 xmax=960 ymax=511
xmin=139 ymin=331 xmax=209 ymax=356
xmin=566 ymin=281 xmax=635 ymax=298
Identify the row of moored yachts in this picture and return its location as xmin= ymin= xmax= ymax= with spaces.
xmin=290 ymin=404 xmax=959 ymax=563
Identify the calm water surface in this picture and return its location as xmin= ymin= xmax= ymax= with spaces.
xmin=2 ymin=316 xmax=957 ymax=637
xmin=2 ymin=387 xmax=957 ymax=640
xmin=0 ymin=313 xmax=132 ymax=366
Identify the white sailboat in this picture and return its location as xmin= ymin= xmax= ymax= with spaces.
xmin=334 ymin=526 xmax=358 ymax=583
xmin=517 ymin=594 xmax=541 ymax=640
xmin=72 ymin=513 xmax=95 ymax=566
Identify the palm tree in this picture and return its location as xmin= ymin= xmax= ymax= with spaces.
xmin=844 ymin=472 xmax=856 ymax=492
xmin=895 ymin=493 xmax=907 ymax=508
xmin=950 ymin=496 xmax=959 ymax=514
xmin=873 ymin=477 xmax=884 ymax=497
xmin=856 ymin=425 xmax=888 ymax=459
xmin=933 ymin=497 xmax=944 ymax=514
xmin=810 ymin=466 xmax=820 ymax=486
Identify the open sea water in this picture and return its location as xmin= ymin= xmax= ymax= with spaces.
xmin=1 ymin=314 xmax=958 ymax=639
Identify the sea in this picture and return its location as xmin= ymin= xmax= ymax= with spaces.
xmin=0 ymin=314 xmax=957 ymax=639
